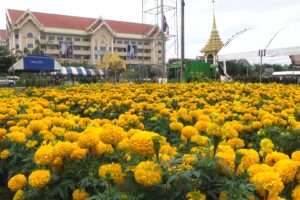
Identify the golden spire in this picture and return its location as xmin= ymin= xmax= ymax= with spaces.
xmin=201 ymin=0 xmax=223 ymax=55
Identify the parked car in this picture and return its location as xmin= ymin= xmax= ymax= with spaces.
xmin=0 ymin=77 xmax=14 ymax=87
xmin=6 ymin=76 xmax=20 ymax=83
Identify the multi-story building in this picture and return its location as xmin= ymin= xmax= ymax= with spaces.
xmin=0 ymin=29 xmax=8 ymax=46
xmin=6 ymin=9 xmax=162 ymax=67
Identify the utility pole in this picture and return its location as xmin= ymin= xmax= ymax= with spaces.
xmin=181 ymin=0 xmax=185 ymax=82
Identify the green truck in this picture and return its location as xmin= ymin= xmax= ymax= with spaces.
xmin=168 ymin=60 xmax=217 ymax=82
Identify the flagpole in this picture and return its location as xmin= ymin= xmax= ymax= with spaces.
xmin=161 ymin=0 xmax=166 ymax=82
xmin=181 ymin=0 xmax=185 ymax=82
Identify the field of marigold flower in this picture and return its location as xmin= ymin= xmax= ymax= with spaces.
xmin=1 ymin=82 xmax=300 ymax=200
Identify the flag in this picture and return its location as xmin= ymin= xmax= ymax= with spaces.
xmin=163 ymin=15 xmax=169 ymax=35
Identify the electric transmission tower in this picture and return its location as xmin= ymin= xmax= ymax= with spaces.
xmin=142 ymin=0 xmax=179 ymax=81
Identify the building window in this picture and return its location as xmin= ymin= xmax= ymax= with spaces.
xmin=117 ymin=40 xmax=122 ymax=44
xmin=95 ymin=55 xmax=98 ymax=59
xmin=100 ymin=46 xmax=106 ymax=52
xmin=83 ymin=37 xmax=90 ymax=42
xmin=74 ymin=55 xmax=81 ymax=59
xmin=27 ymin=44 xmax=33 ymax=49
xmin=138 ymin=41 xmax=142 ymax=45
xmin=74 ymin=46 xmax=81 ymax=50
xmin=15 ymin=34 xmax=19 ymax=39
xmin=108 ymin=47 xmax=112 ymax=52
xmin=83 ymin=55 xmax=90 ymax=59
xmin=66 ymin=37 xmax=72 ymax=41
xmin=138 ymin=49 xmax=142 ymax=53
xmin=40 ymin=35 xmax=46 ymax=40
xmin=82 ymin=46 xmax=90 ymax=51
xmin=27 ymin=32 xmax=33 ymax=38
xmin=15 ymin=44 xmax=19 ymax=49
xmin=49 ymin=44 xmax=58 ymax=49
xmin=57 ymin=36 xmax=64 ymax=41
xmin=74 ymin=37 xmax=81 ymax=41
xmin=94 ymin=46 xmax=97 ymax=50
xmin=131 ymin=41 xmax=136 ymax=45
xmin=48 ymin=36 xmax=55 ymax=41
xmin=124 ymin=40 xmax=129 ymax=44
xmin=144 ymin=42 xmax=149 ymax=45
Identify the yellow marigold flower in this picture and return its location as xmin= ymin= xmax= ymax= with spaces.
xmin=7 ymin=131 xmax=26 ymax=144
xmin=28 ymin=169 xmax=51 ymax=188
xmin=183 ymin=154 xmax=197 ymax=165
xmin=70 ymin=147 xmax=88 ymax=160
xmin=292 ymin=185 xmax=300 ymax=200
xmin=265 ymin=151 xmax=289 ymax=166
xmin=92 ymin=141 xmax=114 ymax=156
xmin=181 ymin=126 xmax=198 ymax=139
xmin=248 ymin=164 xmax=274 ymax=179
xmin=186 ymin=190 xmax=206 ymax=200
xmin=98 ymin=163 xmax=124 ymax=184
xmin=99 ymin=124 xmax=126 ymax=145
xmin=159 ymin=144 xmax=177 ymax=158
xmin=218 ymin=191 xmax=228 ymax=200
xmin=13 ymin=190 xmax=25 ymax=200
xmin=226 ymin=138 xmax=245 ymax=149
xmin=53 ymin=141 xmax=75 ymax=157
xmin=0 ymin=149 xmax=10 ymax=159
xmin=182 ymin=114 xmax=193 ymax=122
xmin=129 ymin=131 xmax=158 ymax=156
xmin=77 ymin=133 xmax=99 ymax=149
xmin=190 ymin=134 xmax=209 ymax=146
xmin=65 ymin=131 xmax=80 ymax=142
xmin=52 ymin=157 xmax=63 ymax=172
xmin=8 ymin=174 xmax=27 ymax=192
xmin=206 ymin=123 xmax=222 ymax=137
xmin=259 ymin=138 xmax=274 ymax=156
xmin=216 ymin=145 xmax=235 ymax=173
xmin=237 ymin=149 xmax=259 ymax=174
xmin=221 ymin=124 xmax=238 ymax=139
xmin=72 ymin=189 xmax=90 ymax=200
xmin=273 ymin=159 xmax=298 ymax=184
xmin=0 ymin=128 xmax=7 ymax=140
xmin=26 ymin=140 xmax=38 ymax=149
xmin=250 ymin=171 xmax=284 ymax=198
xmin=194 ymin=121 xmax=209 ymax=132
xmin=169 ymin=121 xmax=184 ymax=132
xmin=57 ymin=104 xmax=69 ymax=112
xmin=27 ymin=120 xmax=49 ymax=133
xmin=292 ymin=151 xmax=300 ymax=161
xmin=34 ymin=145 xmax=54 ymax=165
xmin=134 ymin=161 xmax=162 ymax=187
xmin=117 ymin=138 xmax=130 ymax=150
xmin=262 ymin=118 xmax=273 ymax=127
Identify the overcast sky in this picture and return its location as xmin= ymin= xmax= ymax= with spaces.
xmin=1 ymin=0 xmax=300 ymax=59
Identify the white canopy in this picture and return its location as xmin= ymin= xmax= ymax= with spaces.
xmin=8 ymin=55 xmax=62 ymax=72
xmin=218 ymin=21 xmax=300 ymax=64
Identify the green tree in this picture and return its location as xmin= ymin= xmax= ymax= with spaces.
xmin=0 ymin=46 xmax=16 ymax=72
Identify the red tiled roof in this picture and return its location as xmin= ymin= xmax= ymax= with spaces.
xmin=7 ymin=9 xmax=155 ymax=35
xmin=0 ymin=29 xmax=7 ymax=41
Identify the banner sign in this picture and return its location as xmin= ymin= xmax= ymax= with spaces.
xmin=126 ymin=44 xmax=138 ymax=60
xmin=23 ymin=56 xmax=55 ymax=71
xmin=59 ymin=41 xmax=73 ymax=58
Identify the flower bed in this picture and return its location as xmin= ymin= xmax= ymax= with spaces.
xmin=0 ymin=82 xmax=300 ymax=200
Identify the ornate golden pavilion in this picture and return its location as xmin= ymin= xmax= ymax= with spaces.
xmin=201 ymin=0 xmax=223 ymax=65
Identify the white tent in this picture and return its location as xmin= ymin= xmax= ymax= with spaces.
xmin=218 ymin=21 xmax=300 ymax=64
xmin=8 ymin=55 xmax=62 ymax=72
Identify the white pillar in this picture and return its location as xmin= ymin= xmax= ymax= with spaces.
xmin=223 ymin=60 xmax=227 ymax=75
xmin=91 ymin=35 xmax=95 ymax=65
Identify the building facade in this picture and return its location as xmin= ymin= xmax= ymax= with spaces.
xmin=6 ymin=9 xmax=162 ymax=67
xmin=0 ymin=29 xmax=8 ymax=46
